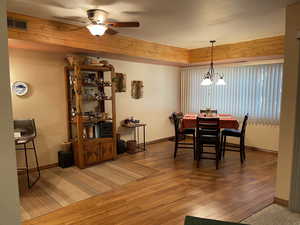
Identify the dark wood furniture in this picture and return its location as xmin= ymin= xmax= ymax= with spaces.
xmin=184 ymin=216 xmax=248 ymax=225
xmin=122 ymin=123 xmax=146 ymax=152
xmin=14 ymin=119 xmax=40 ymax=188
xmin=172 ymin=113 xmax=196 ymax=159
xmin=196 ymin=117 xmax=221 ymax=169
xmin=221 ymin=114 xmax=249 ymax=164
xmin=65 ymin=61 xmax=117 ymax=169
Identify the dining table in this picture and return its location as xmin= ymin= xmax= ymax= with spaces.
xmin=181 ymin=113 xmax=240 ymax=130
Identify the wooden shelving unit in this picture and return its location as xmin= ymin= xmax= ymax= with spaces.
xmin=65 ymin=62 xmax=117 ymax=169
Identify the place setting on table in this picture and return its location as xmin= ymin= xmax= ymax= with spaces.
xmin=172 ymin=109 xmax=248 ymax=169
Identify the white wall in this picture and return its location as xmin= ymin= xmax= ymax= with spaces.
xmin=9 ymin=49 xmax=69 ymax=168
xmin=9 ymin=48 xmax=180 ymax=167
xmin=0 ymin=1 xmax=21 ymax=224
xmin=228 ymin=124 xmax=279 ymax=151
xmin=104 ymin=58 xmax=181 ymax=142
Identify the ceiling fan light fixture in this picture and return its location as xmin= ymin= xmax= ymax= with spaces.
xmin=86 ymin=24 xmax=107 ymax=36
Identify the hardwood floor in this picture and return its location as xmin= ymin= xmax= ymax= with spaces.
xmin=22 ymin=141 xmax=277 ymax=225
xmin=19 ymin=159 xmax=158 ymax=221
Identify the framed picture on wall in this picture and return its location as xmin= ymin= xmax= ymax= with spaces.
xmin=115 ymin=73 xmax=126 ymax=92
xmin=131 ymin=80 xmax=144 ymax=99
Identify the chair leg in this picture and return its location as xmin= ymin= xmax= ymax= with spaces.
xmin=223 ymin=136 xmax=227 ymax=159
xmin=216 ymin=142 xmax=219 ymax=170
xmin=23 ymin=143 xmax=30 ymax=189
xmin=32 ymin=140 xmax=41 ymax=184
xmin=242 ymin=138 xmax=246 ymax=160
xmin=219 ymin=135 xmax=223 ymax=160
xmin=240 ymin=138 xmax=244 ymax=164
xmin=193 ymin=133 xmax=196 ymax=160
xmin=174 ymin=138 xmax=178 ymax=159
xmin=197 ymin=144 xmax=202 ymax=168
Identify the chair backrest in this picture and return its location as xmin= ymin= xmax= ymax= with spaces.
xmin=196 ymin=117 xmax=220 ymax=137
xmin=241 ymin=114 xmax=249 ymax=135
xmin=200 ymin=109 xmax=218 ymax=114
xmin=172 ymin=113 xmax=183 ymax=137
xmin=14 ymin=119 xmax=36 ymax=138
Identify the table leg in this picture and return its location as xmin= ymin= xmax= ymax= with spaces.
xmin=143 ymin=125 xmax=146 ymax=151
xmin=137 ymin=126 xmax=140 ymax=149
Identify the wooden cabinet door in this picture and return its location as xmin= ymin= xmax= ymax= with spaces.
xmin=84 ymin=141 xmax=102 ymax=166
xmin=101 ymin=142 xmax=113 ymax=161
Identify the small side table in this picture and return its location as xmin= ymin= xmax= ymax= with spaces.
xmin=122 ymin=123 xmax=146 ymax=152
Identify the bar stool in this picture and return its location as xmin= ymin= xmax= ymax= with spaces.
xmin=14 ymin=119 xmax=40 ymax=188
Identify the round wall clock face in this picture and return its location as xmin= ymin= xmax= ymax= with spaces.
xmin=12 ymin=81 xmax=29 ymax=96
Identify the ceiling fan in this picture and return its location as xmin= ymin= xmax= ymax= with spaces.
xmin=73 ymin=9 xmax=140 ymax=36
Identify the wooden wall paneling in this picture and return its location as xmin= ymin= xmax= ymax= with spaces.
xmin=7 ymin=12 xmax=285 ymax=65
xmin=189 ymin=36 xmax=284 ymax=64
xmin=7 ymin=12 xmax=189 ymax=65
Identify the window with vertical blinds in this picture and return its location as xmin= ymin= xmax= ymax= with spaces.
xmin=181 ymin=63 xmax=283 ymax=125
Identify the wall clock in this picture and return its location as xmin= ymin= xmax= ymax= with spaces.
xmin=12 ymin=81 xmax=29 ymax=96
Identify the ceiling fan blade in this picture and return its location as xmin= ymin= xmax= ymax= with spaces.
xmin=105 ymin=21 xmax=140 ymax=27
xmin=105 ymin=28 xmax=119 ymax=35
xmin=53 ymin=16 xmax=89 ymax=25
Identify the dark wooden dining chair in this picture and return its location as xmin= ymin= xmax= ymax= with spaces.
xmin=196 ymin=117 xmax=221 ymax=169
xmin=200 ymin=109 xmax=218 ymax=114
xmin=220 ymin=114 xmax=249 ymax=164
xmin=172 ymin=113 xmax=196 ymax=159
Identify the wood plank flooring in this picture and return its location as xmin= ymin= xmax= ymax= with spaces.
xmin=19 ymin=159 xmax=158 ymax=221
xmin=21 ymin=141 xmax=277 ymax=225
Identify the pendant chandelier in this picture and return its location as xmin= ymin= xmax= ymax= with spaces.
xmin=201 ymin=40 xmax=226 ymax=86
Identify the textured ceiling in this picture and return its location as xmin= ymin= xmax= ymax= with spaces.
xmin=7 ymin=0 xmax=300 ymax=48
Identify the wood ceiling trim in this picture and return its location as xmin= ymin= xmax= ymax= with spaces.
xmin=7 ymin=12 xmax=189 ymax=65
xmin=189 ymin=36 xmax=285 ymax=64
xmin=7 ymin=12 xmax=284 ymax=66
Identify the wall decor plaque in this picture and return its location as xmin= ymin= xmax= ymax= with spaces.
xmin=115 ymin=73 xmax=126 ymax=92
xmin=131 ymin=80 xmax=144 ymax=99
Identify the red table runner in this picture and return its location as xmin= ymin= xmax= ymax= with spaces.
xmin=182 ymin=113 xmax=239 ymax=130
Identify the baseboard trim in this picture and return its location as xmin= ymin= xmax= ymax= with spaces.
xmin=18 ymin=163 xmax=58 ymax=175
xmin=227 ymin=142 xmax=278 ymax=154
xmin=274 ymin=197 xmax=289 ymax=206
xmin=146 ymin=136 xmax=174 ymax=145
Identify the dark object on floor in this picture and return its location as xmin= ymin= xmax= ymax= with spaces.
xmin=221 ymin=114 xmax=249 ymax=164
xmin=127 ymin=140 xmax=137 ymax=154
xmin=196 ymin=117 xmax=220 ymax=169
xmin=58 ymin=151 xmax=74 ymax=168
xmin=14 ymin=119 xmax=41 ymax=188
xmin=184 ymin=216 xmax=249 ymax=225
xmin=172 ymin=113 xmax=196 ymax=159
xmin=117 ymin=139 xmax=127 ymax=154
